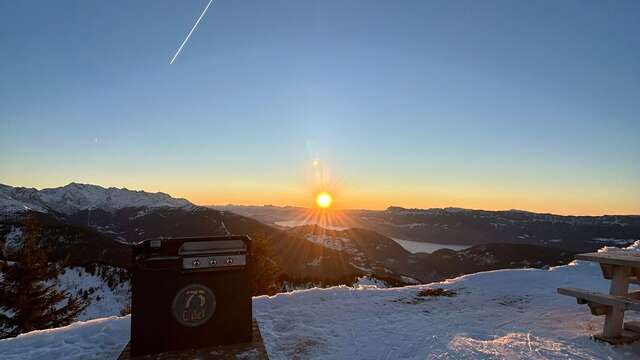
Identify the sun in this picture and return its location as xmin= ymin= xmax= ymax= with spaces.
xmin=316 ymin=192 xmax=333 ymax=209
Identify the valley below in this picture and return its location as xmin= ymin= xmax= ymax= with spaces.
xmin=1 ymin=183 xmax=639 ymax=322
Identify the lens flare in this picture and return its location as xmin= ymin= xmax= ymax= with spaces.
xmin=316 ymin=192 xmax=333 ymax=209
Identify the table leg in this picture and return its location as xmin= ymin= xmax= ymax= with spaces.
xmin=603 ymin=266 xmax=630 ymax=338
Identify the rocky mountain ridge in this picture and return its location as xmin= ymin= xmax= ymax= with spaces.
xmin=0 ymin=183 xmax=192 ymax=215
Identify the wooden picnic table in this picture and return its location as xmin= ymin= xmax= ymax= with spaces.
xmin=558 ymin=251 xmax=640 ymax=344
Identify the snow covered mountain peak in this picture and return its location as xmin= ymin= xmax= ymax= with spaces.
xmin=0 ymin=183 xmax=193 ymax=215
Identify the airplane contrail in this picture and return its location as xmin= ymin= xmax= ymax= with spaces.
xmin=170 ymin=0 xmax=215 ymax=64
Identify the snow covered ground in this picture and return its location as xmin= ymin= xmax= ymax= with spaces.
xmin=0 ymin=264 xmax=129 ymax=325
xmin=2 ymin=225 xmax=22 ymax=254
xmin=0 ymin=317 xmax=130 ymax=360
xmin=254 ymin=259 xmax=640 ymax=359
xmin=58 ymin=267 xmax=130 ymax=320
xmin=3 ymin=245 xmax=640 ymax=359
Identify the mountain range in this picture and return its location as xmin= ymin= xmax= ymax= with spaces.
xmin=217 ymin=204 xmax=640 ymax=253
xmin=2 ymin=183 xmax=635 ymax=291
xmin=0 ymin=183 xmax=192 ymax=215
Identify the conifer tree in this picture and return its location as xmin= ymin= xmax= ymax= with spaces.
xmin=0 ymin=216 xmax=87 ymax=338
xmin=251 ymin=233 xmax=282 ymax=296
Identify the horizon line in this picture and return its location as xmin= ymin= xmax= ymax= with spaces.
xmin=2 ymin=181 xmax=638 ymax=218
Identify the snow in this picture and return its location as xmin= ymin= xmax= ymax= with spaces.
xmin=0 ymin=183 xmax=193 ymax=215
xmin=0 ymin=185 xmax=48 ymax=213
xmin=306 ymin=256 xmax=322 ymax=267
xmin=400 ymin=275 xmax=421 ymax=285
xmin=3 ymin=246 xmax=640 ymax=359
xmin=598 ymin=240 xmax=640 ymax=252
xmin=392 ymin=238 xmax=470 ymax=254
xmin=253 ymin=261 xmax=640 ymax=359
xmin=592 ymin=238 xmax=637 ymax=248
xmin=352 ymin=276 xmax=389 ymax=289
xmin=0 ymin=263 xmax=130 ymax=323
xmin=302 ymin=234 xmax=371 ymax=271
xmin=0 ymin=316 xmax=129 ymax=360
xmin=2 ymin=226 xmax=23 ymax=254
xmin=57 ymin=267 xmax=130 ymax=320
xmin=304 ymin=234 xmax=348 ymax=251
xmin=301 ymin=233 xmax=373 ymax=272
xmin=348 ymin=262 xmax=372 ymax=273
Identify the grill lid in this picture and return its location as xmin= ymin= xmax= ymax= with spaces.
xmin=179 ymin=239 xmax=246 ymax=255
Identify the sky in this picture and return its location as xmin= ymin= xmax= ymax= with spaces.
xmin=1 ymin=0 xmax=639 ymax=215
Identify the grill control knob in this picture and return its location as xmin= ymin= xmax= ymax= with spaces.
xmin=192 ymin=259 xmax=200 ymax=267
xmin=225 ymin=257 xmax=234 ymax=265
xmin=209 ymin=258 xmax=217 ymax=266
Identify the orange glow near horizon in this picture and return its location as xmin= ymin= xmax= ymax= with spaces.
xmin=14 ymin=156 xmax=637 ymax=216
xmin=180 ymin=186 xmax=640 ymax=216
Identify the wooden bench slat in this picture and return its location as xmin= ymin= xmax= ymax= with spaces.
xmin=598 ymin=263 xmax=640 ymax=284
xmin=587 ymin=303 xmax=609 ymax=316
xmin=625 ymin=321 xmax=640 ymax=333
xmin=629 ymin=290 xmax=640 ymax=300
xmin=557 ymin=287 xmax=640 ymax=312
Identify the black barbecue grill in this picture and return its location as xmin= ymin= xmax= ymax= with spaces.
xmin=130 ymin=235 xmax=252 ymax=357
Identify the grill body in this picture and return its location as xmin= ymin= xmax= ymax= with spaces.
xmin=131 ymin=235 xmax=252 ymax=357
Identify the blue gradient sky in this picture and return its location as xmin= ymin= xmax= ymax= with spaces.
xmin=1 ymin=1 xmax=639 ymax=214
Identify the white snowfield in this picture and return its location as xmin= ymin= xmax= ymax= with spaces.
xmin=0 ymin=316 xmax=130 ymax=360
xmin=58 ymin=267 xmax=131 ymax=321
xmin=0 ymin=183 xmax=192 ymax=214
xmin=0 ymin=264 xmax=130 ymax=323
xmin=2 ymin=247 xmax=640 ymax=359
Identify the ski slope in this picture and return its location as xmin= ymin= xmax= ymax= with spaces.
xmin=2 ymin=244 xmax=640 ymax=359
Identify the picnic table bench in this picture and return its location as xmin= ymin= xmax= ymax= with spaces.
xmin=558 ymin=251 xmax=640 ymax=344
